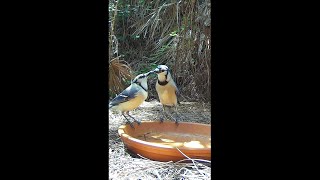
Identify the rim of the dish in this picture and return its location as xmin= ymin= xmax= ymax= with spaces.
xmin=118 ymin=121 xmax=212 ymax=151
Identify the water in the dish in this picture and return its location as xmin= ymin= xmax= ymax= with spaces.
xmin=135 ymin=131 xmax=211 ymax=148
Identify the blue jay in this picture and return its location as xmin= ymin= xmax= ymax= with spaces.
xmin=109 ymin=72 xmax=152 ymax=127
xmin=151 ymin=65 xmax=181 ymax=124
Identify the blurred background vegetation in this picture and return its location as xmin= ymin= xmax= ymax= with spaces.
xmin=108 ymin=0 xmax=211 ymax=102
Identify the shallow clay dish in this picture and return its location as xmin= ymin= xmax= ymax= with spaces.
xmin=118 ymin=121 xmax=211 ymax=162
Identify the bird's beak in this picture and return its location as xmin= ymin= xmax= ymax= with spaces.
xmin=153 ymin=68 xmax=160 ymax=73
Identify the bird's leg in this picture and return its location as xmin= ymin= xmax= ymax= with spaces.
xmin=157 ymin=107 xmax=163 ymax=122
xmin=122 ymin=112 xmax=134 ymax=128
xmin=160 ymin=105 xmax=168 ymax=123
xmin=126 ymin=111 xmax=141 ymax=125
xmin=173 ymin=105 xmax=182 ymax=124
xmin=165 ymin=106 xmax=180 ymax=124
xmin=165 ymin=106 xmax=179 ymax=124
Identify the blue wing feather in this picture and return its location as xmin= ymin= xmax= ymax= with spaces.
xmin=109 ymin=85 xmax=139 ymax=108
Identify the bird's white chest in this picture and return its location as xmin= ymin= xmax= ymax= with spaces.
xmin=116 ymin=89 xmax=148 ymax=112
xmin=156 ymin=83 xmax=177 ymax=106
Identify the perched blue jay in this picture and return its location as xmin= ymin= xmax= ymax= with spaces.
xmin=109 ymin=72 xmax=152 ymax=127
xmin=151 ymin=65 xmax=181 ymax=124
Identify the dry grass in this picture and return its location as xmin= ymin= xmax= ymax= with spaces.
xmin=108 ymin=0 xmax=212 ymax=102
xmin=108 ymin=100 xmax=213 ymax=180
xmin=109 ymin=57 xmax=133 ymax=95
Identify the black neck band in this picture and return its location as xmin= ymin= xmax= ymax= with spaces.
xmin=158 ymin=80 xmax=169 ymax=86
xmin=138 ymin=83 xmax=147 ymax=92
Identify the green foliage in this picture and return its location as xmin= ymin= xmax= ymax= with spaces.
xmin=133 ymin=62 xmax=157 ymax=77
xmin=108 ymin=0 xmax=211 ymax=102
xmin=170 ymin=31 xmax=178 ymax=37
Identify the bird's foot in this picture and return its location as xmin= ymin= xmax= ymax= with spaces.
xmin=160 ymin=113 xmax=167 ymax=123
xmin=174 ymin=117 xmax=180 ymax=125
xmin=159 ymin=117 xmax=164 ymax=123
xmin=135 ymin=119 xmax=141 ymax=125
xmin=174 ymin=112 xmax=183 ymax=124
xmin=168 ymin=113 xmax=180 ymax=125
xmin=126 ymin=113 xmax=140 ymax=126
xmin=173 ymin=117 xmax=179 ymax=125
xmin=126 ymin=121 xmax=135 ymax=128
